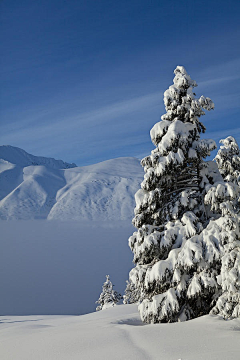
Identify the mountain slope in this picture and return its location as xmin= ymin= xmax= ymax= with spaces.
xmin=0 ymin=159 xmax=24 ymax=200
xmin=48 ymin=157 xmax=143 ymax=221
xmin=0 ymin=166 xmax=67 ymax=219
xmin=0 ymin=146 xmax=143 ymax=221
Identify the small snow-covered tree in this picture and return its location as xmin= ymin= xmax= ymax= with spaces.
xmin=96 ymin=275 xmax=122 ymax=311
xmin=215 ymin=136 xmax=240 ymax=212
xmin=215 ymin=136 xmax=240 ymax=183
xmin=123 ymin=280 xmax=141 ymax=304
xmin=128 ymin=66 xmax=238 ymax=323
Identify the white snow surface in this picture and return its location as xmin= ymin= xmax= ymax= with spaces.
xmin=0 ymin=304 xmax=240 ymax=360
xmin=0 ymin=146 xmax=143 ymax=220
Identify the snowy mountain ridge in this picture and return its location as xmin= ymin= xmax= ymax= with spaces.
xmin=0 ymin=145 xmax=77 ymax=169
xmin=0 ymin=146 xmax=143 ymax=221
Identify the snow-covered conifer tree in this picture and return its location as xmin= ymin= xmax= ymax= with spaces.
xmin=215 ymin=136 xmax=240 ymax=212
xmin=207 ymin=136 xmax=240 ymax=318
xmin=123 ymin=280 xmax=141 ymax=304
xmin=96 ymin=275 xmax=122 ymax=311
xmin=128 ymin=66 xmax=236 ymax=323
xmin=210 ymin=201 xmax=240 ymax=319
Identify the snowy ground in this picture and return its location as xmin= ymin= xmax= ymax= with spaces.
xmin=1 ymin=304 xmax=240 ymax=360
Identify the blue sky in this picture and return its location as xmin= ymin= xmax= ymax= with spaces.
xmin=0 ymin=0 xmax=240 ymax=166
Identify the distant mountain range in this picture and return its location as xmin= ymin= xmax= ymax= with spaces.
xmin=0 ymin=145 xmax=143 ymax=221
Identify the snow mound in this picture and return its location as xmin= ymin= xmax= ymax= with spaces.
xmin=0 ymin=305 xmax=239 ymax=360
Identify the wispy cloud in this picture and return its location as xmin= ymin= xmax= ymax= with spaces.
xmin=204 ymin=127 xmax=240 ymax=143
xmin=1 ymin=56 xmax=239 ymax=165
xmin=198 ymin=75 xmax=240 ymax=88
xmin=1 ymin=91 xmax=162 ymax=140
xmin=198 ymin=58 xmax=240 ymax=81
xmin=195 ymin=58 xmax=240 ymax=114
xmin=0 ymin=91 xmax=162 ymax=163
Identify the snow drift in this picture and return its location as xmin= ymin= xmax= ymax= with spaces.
xmin=0 ymin=305 xmax=239 ymax=360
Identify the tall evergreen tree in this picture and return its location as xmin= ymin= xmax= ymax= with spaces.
xmin=128 ymin=66 xmax=237 ymax=323
xmin=207 ymin=136 xmax=240 ymax=318
xmin=210 ymin=201 xmax=240 ymax=319
xmin=96 ymin=275 xmax=122 ymax=311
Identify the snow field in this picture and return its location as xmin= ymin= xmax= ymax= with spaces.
xmin=0 ymin=304 xmax=240 ymax=360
